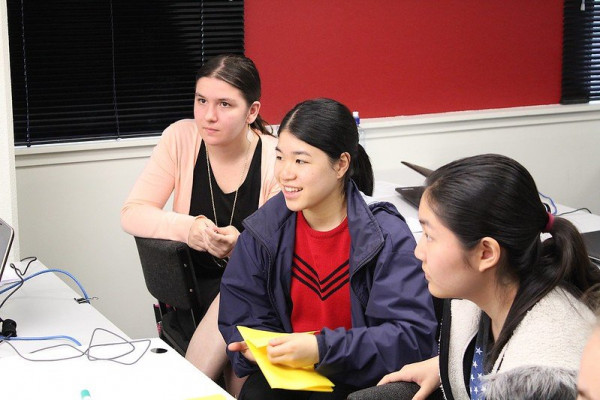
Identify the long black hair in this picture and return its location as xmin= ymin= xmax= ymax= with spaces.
xmin=195 ymin=54 xmax=273 ymax=136
xmin=425 ymin=153 xmax=600 ymax=366
xmin=277 ymin=98 xmax=374 ymax=196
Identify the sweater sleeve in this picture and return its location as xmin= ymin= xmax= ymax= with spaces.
xmin=120 ymin=124 xmax=196 ymax=243
xmin=314 ymin=217 xmax=438 ymax=387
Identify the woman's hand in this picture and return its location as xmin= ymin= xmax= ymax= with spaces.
xmin=228 ymin=341 xmax=256 ymax=363
xmin=204 ymin=225 xmax=240 ymax=259
xmin=377 ymin=356 xmax=441 ymax=400
xmin=188 ymin=216 xmax=216 ymax=251
xmin=266 ymin=333 xmax=319 ymax=369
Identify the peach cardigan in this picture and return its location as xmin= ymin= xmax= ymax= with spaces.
xmin=121 ymin=119 xmax=279 ymax=244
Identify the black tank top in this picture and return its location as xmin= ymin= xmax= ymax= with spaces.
xmin=189 ymin=138 xmax=262 ymax=275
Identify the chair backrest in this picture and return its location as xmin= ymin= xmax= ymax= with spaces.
xmin=134 ymin=236 xmax=201 ymax=315
xmin=347 ymin=382 xmax=444 ymax=400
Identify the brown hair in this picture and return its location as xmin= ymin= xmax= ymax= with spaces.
xmin=196 ymin=54 xmax=273 ymax=136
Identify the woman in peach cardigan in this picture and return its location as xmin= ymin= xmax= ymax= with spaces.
xmin=121 ymin=54 xmax=279 ymax=396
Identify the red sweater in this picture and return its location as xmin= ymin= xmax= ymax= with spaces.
xmin=290 ymin=211 xmax=352 ymax=332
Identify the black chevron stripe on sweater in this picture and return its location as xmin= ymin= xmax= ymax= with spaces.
xmin=292 ymin=254 xmax=350 ymax=301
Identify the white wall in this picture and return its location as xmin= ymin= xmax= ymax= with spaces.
xmin=0 ymin=0 xmax=19 ymax=261
xmin=15 ymin=140 xmax=160 ymax=339
xmin=13 ymin=105 xmax=600 ymax=339
xmin=363 ymin=105 xmax=600 ymax=212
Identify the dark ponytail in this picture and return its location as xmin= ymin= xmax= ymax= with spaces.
xmin=195 ymin=54 xmax=274 ymax=136
xmin=582 ymin=283 xmax=600 ymax=314
xmin=539 ymin=217 xmax=600 ymax=301
xmin=353 ymin=144 xmax=374 ymax=196
xmin=277 ymin=98 xmax=374 ymax=196
xmin=425 ymin=154 xmax=600 ymax=368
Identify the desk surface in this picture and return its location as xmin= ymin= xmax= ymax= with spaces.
xmin=373 ymin=168 xmax=600 ymax=237
xmin=0 ymin=261 xmax=233 ymax=399
xmin=1 ymin=337 xmax=232 ymax=399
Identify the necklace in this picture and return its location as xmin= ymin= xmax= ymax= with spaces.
xmin=205 ymin=130 xmax=253 ymax=268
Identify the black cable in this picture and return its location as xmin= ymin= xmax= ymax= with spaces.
xmin=0 ymin=330 xmax=15 ymax=345
xmin=10 ymin=256 xmax=37 ymax=276
xmin=556 ymin=207 xmax=592 ymax=217
xmin=0 ymin=257 xmax=37 ymax=310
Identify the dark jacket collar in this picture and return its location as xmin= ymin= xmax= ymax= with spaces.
xmin=242 ymin=180 xmax=388 ymax=271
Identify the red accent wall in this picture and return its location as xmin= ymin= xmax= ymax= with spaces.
xmin=245 ymin=1 xmax=564 ymax=124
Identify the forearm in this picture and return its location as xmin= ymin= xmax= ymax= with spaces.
xmin=315 ymin=321 xmax=436 ymax=387
xmin=121 ymin=203 xmax=196 ymax=243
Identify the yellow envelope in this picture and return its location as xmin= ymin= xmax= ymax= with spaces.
xmin=237 ymin=326 xmax=335 ymax=392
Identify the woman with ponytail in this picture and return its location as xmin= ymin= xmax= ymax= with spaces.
xmin=369 ymin=154 xmax=600 ymax=400
xmin=218 ymin=98 xmax=438 ymax=399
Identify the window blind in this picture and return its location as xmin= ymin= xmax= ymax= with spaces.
xmin=561 ymin=0 xmax=598 ymax=104
xmin=7 ymin=0 xmax=244 ymax=146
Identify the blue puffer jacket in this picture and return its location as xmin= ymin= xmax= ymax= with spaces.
xmin=218 ymin=181 xmax=438 ymax=388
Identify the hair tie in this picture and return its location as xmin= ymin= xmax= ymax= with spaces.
xmin=543 ymin=212 xmax=555 ymax=233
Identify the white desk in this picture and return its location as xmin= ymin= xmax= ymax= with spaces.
xmin=0 ymin=260 xmax=127 ymax=356
xmin=0 ymin=261 xmax=233 ymax=400
xmin=1 ymin=337 xmax=232 ymax=399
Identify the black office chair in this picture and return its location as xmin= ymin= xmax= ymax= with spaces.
xmin=347 ymin=297 xmax=445 ymax=400
xmin=134 ymin=236 xmax=213 ymax=356
xmin=347 ymin=381 xmax=444 ymax=400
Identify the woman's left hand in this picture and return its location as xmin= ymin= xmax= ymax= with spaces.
xmin=204 ymin=225 xmax=240 ymax=259
xmin=266 ymin=333 xmax=319 ymax=368
xmin=228 ymin=341 xmax=256 ymax=363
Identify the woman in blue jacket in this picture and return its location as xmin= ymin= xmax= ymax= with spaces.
xmin=218 ymin=98 xmax=437 ymax=399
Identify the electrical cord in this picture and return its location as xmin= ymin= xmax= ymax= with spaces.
xmin=0 ymin=267 xmax=91 ymax=300
xmin=538 ymin=191 xmax=557 ymax=215
xmin=557 ymin=207 xmax=592 ymax=217
xmin=0 ymin=327 xmax=151 ymax=365
xmin=0 ymin=330 xmax=15 ymax=345
xmin=0 ymin=261 xmax=92 ymax=304
xmin=10 ymin=256 xmax=37 ymax=275
xmin=0 ymin=256 xmax=94 ymax=347
xmin=538 ymin=193 xmax=592 ymax=217
xmin=0 ymin=257 xmax=37 ymax=310
xmin=0 ymin=334 xmax=81 ymax=346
